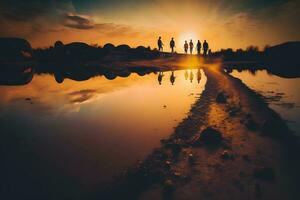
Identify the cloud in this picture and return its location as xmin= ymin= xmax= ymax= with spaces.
xmin=64 ymin=13 xmax=94 ymax=29
xmin=68 ymin=89 xmax=98 ymax=104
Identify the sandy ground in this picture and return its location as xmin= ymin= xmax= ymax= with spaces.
xmin=93 ymin=64 xmax=300 ymax=200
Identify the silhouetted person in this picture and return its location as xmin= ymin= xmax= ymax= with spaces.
xmin=158 ymin=36 xmax=164 ymax=51
xmin=158 ymin=71 xmax=164 ymax=85
xmin=189 ymin=70 xmax=194 ymax=83
xmin=184 ymin=70 xmax=188 ymax=80
xmin=197 ymin=69 xmax=201 ymax=83
xmin=170 ymin=38 xmax=175 ymax=53
xmin=170 ymin=71 xmax=176 ymax=85
xmin=203 ymin=40 xmax=209 ymax=56
xmin=189 ymin=40 xmax=194 ymax=54
xmin=197 ymin=40 xmax=201 ymax=55
xmin=184 ymin=41 xmax=188 ymax=54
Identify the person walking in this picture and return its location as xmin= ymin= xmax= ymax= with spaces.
xmin=189 ymin=39 xmax=194 ymax=54
xmin=184 ymin=41 xmax=188 ymax=54
xmin=203 ymin=40 xmax=209 ymax=56
xmin=170 ymin=38 xmax=175 ymax=53
xmin=158 ymin=36 xmax=164 ymax=51
xmin=196 ymin=40 xmax=201 ymax=55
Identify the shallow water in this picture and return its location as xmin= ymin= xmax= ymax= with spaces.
xmin=0 ymin=69 xmax=206 ymax=197
xmin=230 ymin=69 xmax=300 ymax=136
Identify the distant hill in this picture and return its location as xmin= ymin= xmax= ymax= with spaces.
xmin=0 ymin=38 xmax=32 ymax=61
xmin=265 ymin=41 xmax=300 ymax=62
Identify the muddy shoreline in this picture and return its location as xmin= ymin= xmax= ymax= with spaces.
xmin=93 ymin=66 xmax=300 ymax=200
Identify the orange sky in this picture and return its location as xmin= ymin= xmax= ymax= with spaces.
xmin=0 ymin=0 xmax=299 ymax=52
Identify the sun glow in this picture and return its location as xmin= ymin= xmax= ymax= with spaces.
xmin=178 ymin=31 xmax=200 ymax=52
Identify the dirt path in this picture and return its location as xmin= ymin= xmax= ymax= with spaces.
xmin=96 ymin=66 xmax=300 ymax=200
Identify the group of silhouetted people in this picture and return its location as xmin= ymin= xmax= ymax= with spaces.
xmin=158 ymin=37 xmax=210 ymax=56
xmin=158 ymin=69 xmax=202 ymax=85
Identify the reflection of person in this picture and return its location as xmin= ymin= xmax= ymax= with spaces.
xmin=184 ymin=70 xmax=188 ymax=80
xmin=197 ymin=69 xmax=201 ymax=83
xmin=184 ymin=41 xmax=188 ymax=54
xmin=158 ymin=71 xmax=164 ymax=85
xmin=170 ymin=71 xmax=176 ymax=85
xmin=203 ymin=40 xmax=209 ymax=56
xmin=189 ymin=40 xmax=194 ymax=54
xmin=197 ymin=40 xmax=201 ymax=55
xmin=170 ymin=38 xmax=175 ymax=53
xmin=189 ymin=70 xmax=194 ymax=83
xmin=158 ymin=36 xmax=164 ymax=51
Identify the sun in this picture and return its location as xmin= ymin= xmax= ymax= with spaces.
xmin=178 ymin=31 xmax=199 ymax=52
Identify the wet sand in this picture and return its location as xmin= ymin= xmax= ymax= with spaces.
xmin=95 ymin=65 xmax=300 ymax=200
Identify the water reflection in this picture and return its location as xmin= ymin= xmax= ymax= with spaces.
xmin=230 ymin=69 xmax=300 ymax=136
xmin=197 ymin=68 xmax=202 ymax=83
xmin=189 ymin=70 xmax=194 ymax=83
xmin=170 ymin=71 xmax=176 ymax=85
xmin=0 ymin=68 xmax=207 ymax=198
xmin=185 ymin=70 xmax=188 ymax=80
xmin=158 ymin=71 xmax=164 ymax=85
xmin=0 ymin=65 xmax=34 ymax=85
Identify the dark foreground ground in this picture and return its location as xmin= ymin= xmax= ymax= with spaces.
xmin=92 ymin=65 xmax=300 ymax=200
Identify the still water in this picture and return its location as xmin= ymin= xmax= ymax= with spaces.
xmin=230 ymin=69 xmax=300 ymax=136
xmin=0 ymin=69 xmax=206 ymax=198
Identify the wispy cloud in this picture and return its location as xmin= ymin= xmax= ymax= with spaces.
xmin=64 ymin=13 xmax=94 ymax=29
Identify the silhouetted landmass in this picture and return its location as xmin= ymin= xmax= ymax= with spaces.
xmin=1 ymin=38 xmax=300 ymax=81
xmin=0 ymin=38 xmax=32 ymax=62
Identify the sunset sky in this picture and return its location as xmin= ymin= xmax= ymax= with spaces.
xmin=0 ymin=0 xmax=299 ymax=51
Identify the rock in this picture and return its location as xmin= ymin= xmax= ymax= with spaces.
xmin=199 ymin=127 xmax=223 ymax=144
xmin=221 ymin=150 xmax=234 ymax=160
xmin=253 ymin=167 xmax=275 ymax=181
xmin=216 ymin=92 xmax=227 ymax=103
